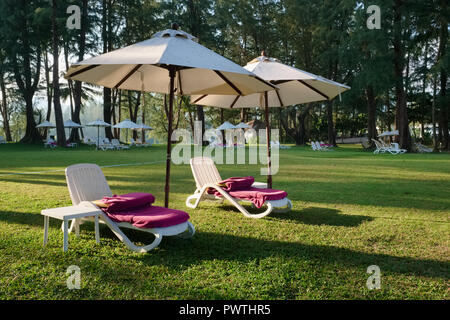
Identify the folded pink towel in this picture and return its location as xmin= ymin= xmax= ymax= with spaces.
xmin=219 ymin=176 xmax=255 ymax=191
xmin=104 ymin=205 xmax=190 ymax=229
xmin=100 ymin=193 xmax=189 ymax=228
xmin=101 ymin=192 xmax=155 ymax=213
xmin=208 ymin=177 xmax=287 ymax=208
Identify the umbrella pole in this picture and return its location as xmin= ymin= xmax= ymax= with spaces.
xmin=97 ymin=126 xmax=100 ymax=150
xmin=264 ymin=91 xmax=272 ymax=189
xmin=164 ymin=67 xmax=176 ymax=207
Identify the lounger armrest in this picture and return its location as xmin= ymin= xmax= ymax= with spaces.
xmin=252 ymin=182 xmax=268 ymax=189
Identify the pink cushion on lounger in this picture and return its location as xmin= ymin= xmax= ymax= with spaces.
xmin=101 ymin=193 xmax=155 ymax=213
xmin=207 ymin=176 xmax=288 ymax=208
xmin=103 ymin=205 xmax=190 ymax=229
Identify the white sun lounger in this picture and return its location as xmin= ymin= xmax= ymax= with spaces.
xmin=65 ymin=164 xmax=195 ymax=252
xmin=186 ymin=157 xmax=292 ymax=219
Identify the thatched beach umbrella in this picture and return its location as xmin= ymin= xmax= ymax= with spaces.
xmin=65 ymin=24 xmax=275 ymax=207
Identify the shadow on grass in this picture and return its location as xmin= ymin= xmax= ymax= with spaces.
xmin=1 ymin=211 xmax=448 ymax=281
xmin=269 ymin=207 xmax=373 ymax=227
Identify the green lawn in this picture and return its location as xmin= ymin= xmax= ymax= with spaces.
xmin=0 ymin=143 xmax=448 ymax=300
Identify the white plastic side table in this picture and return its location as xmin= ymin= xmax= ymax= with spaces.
xmin=41 ymin=205 xmax=102 ymax=252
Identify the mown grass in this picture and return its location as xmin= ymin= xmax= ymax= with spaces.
xmin=0 ymin=143 xmax=448 ymax=300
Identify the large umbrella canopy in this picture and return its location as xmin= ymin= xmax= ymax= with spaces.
xmin=217 ymin=121 xmax=237 ymax=131
xmin=65 ymin=24 xmax=275 ymax=207
xmin=191 ymin=53 xmax=350 ymax=108
xmin=191 ymin=52 xmax=350 ymax=188
xmin=87 ymin=119 xmax=111 ymax=149
xmin=36 ymin=120 xmax=56 ymax=128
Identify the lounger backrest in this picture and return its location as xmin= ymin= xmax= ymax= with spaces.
xmin=65 ymin=164 xmax=113 ymax=205
xmin=190 ymin=157 xmax=222 ymax=189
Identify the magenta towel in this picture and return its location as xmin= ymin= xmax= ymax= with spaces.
xmin=100 ymin=193 xmax=189 ymax=228
xmin=103 ymin=205 xmax=190 ymax=229
xmin=208 ymin=177 xmax=287 ymax=208
xmin=101 ymin=192 xmax=155 ymax=213
xmin=220 ymin=176 xmax=255 ymax=191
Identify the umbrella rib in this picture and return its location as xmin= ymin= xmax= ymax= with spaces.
xmin=114 ymin=64 xmax=143 ymax=89
xmin=275 ymin=90 xmax=284 ymax=107
xmin=193 ymin=94 xmax=208 ymax=104
xmin=68 ymin=64 xmax=99 ymax=77
xmin=214 ymin=71 xmax=242 ymax=95
xmin=177 ymin=70 xmax=183 ymax=95
xmin=298 ymin=80 xmax=329 ymax=100
xmin=230 ymin=96 xmax=240 ymax=108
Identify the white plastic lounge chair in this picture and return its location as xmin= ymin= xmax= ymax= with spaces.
xmin=111 ymin=138 xmax=130 ymax=150
xmin=415 ymin=142 xmax=432 ymax=153
xmin=372 ymin=139 xmax=388 ymax=154
xmin=44 ymin=138 xmax=57 ymax=149
xmin=389 ymin=142 xmax=407 ymax=154
xmin=97 ymin=138 xmax=115 ymax=151
xmin=65 ymin=164 xmax=195 ymax=252
xmin=186 ymin=157 xmax=292 ymax=219
xmin=311 ymin=141 xmax=318 ymax=151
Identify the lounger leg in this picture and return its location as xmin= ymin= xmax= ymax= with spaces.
xmin=43 ymin=216 xmax=49 ymax=246
xmin=94 ymin=215 xmax=100 ymax=244
xmin=63 ymin=219 xmax=69 ymax=252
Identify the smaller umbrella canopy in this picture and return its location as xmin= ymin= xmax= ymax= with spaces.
xmin=217 ymin=121 xmax=236 ymax=131
xmin=134 ymin=124 xmax=154 ymax=130
xmin=113 ymin=119 xmax=140 ymax=129
xmin=235 ymin=122 xmax=250 ymax=129
xmin=113 ymin=119 xmax=140 ymax=143
xmin=379 ymin=130 xmax=399 ymax=137
xmin=87 ymin=119 xmax=111 ymax=127
xmin=87 ymin=119 xmax=111 ymax=149
xmin=36 ymin=121 xmax=56 ymax=140
xmin=36 ymin=121 xmax=56 ymax=128
xmin=64 ymin=119 xmax=83 ymax=128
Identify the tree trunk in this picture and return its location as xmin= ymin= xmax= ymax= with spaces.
xmin=326 ymin=101 xmax=336 ymax=146
xmin=52 ymin=0 xmax=66 ymax=146
xmin=0 ymin=71 xmax=12 ymax=141
xmin=438 ymin=0 xmax=448 ymax=149
xmin=393 ymin=0 xmax=411 ymax=151
xmin=366 ymin=85 xmax=377 ymax=145
xmin=43 ymin=49 xmax=52 ymax=139
xmin=196 ymin=105 xmax=206 ymax=145
xmin=70 ymin=0 xmax=88 ymax=142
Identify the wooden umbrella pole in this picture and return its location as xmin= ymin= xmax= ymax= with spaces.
xmin=164 ymin=67 xmax=176 ymax=207
xmin=264 ymin=91 xmax=272 ymax=189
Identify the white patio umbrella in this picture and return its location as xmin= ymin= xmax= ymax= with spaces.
xmin=379 ymin=130 xmax=399 ymax=137
xmin=216 ymin=121 xmax=237 ymax=131
xmin=65 ymin=24 xmax=275 ymax=207
xmin=36 ymin=121 xmax=56 ymax=140
xmin=63 ymin=119 xmax=83 ymax=140
xmin=235 ymin=122 xmax=251 ymax=129
xmin=192 ymin=52 xmax=350 ymax=188
xmin=113 ymin=119 xmax=140 ymax=143
xmin=86 ymin=119 xmax=111 ymax=149
xmin=134 ymin=124 xmax=154 ymax=143
xmin=36 ymin=120 xmax=56 ymax=129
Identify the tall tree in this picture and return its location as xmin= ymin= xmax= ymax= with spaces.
xmin=0 ymin=0 xmax=45 ymax=143
xmin=52 ymin=0 xmax=66 ymax=146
